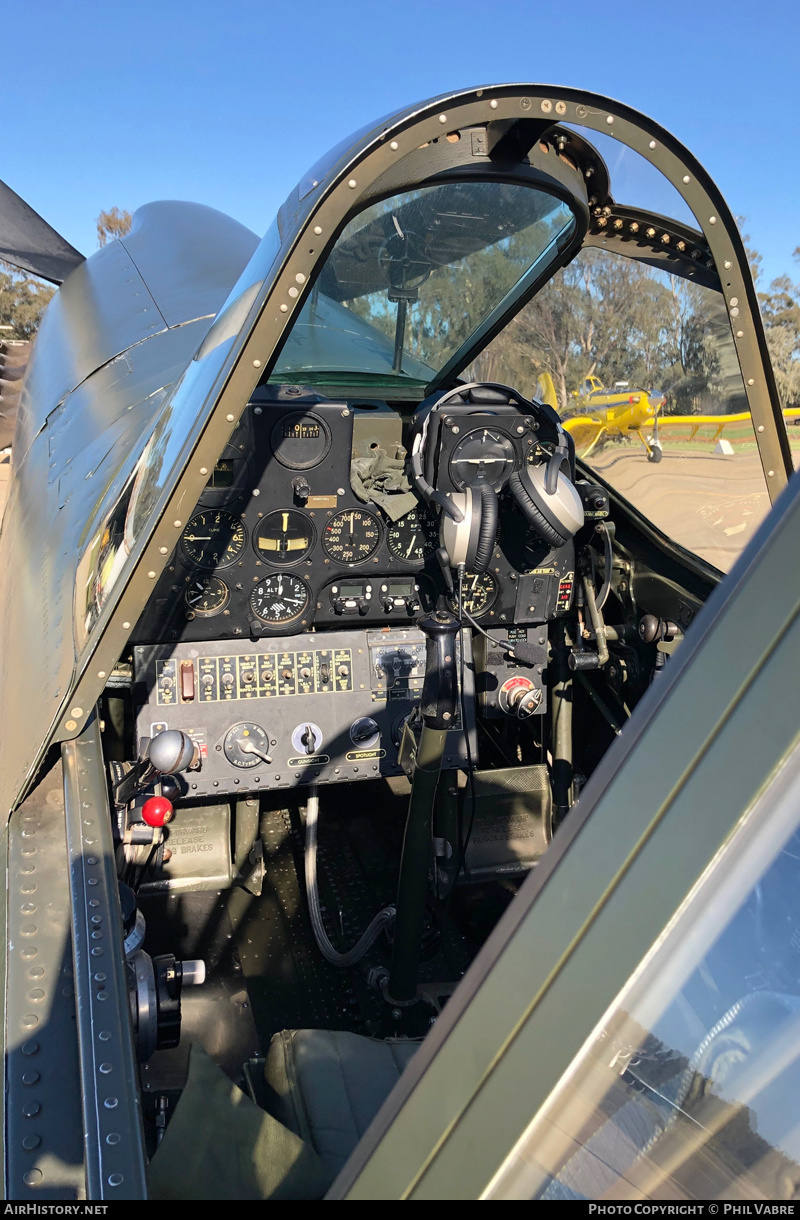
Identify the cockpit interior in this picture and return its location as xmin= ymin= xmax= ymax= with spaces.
xmin=8 ymin=89 xmax=784 ymax=1200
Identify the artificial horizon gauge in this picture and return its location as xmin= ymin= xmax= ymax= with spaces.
xmin=181 ymin=511 xmax=247 ymax=569
xmin=386 ymin=506 xmax=438 ymax=563
xmin=250 ymin=573 xmax=311 ymax=625
xmin=253 ymin=509 xmax=314 ymax=564
xmin=449 ymin=428 xmax=516 ymax=491
xmin=184 ymin=575 xmax=230 ymax=617
xmin=460 ymin=571 xmax=498 ymax=617
xmin=322 ymin=509 xmax=381 ymax=564
xmin=223 ymin=722 xmax=272 ymax=768
xmin=270 ymin=411 xmax=332 ymax=470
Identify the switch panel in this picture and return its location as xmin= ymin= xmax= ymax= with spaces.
xmin=134 ymin=627 xmax=477 ymax=796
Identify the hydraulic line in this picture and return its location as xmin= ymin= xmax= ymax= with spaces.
xmin=304 ymin=786 xmax=395 ymax=968
xmin=582 ymin=573 xmax=609 ymax=666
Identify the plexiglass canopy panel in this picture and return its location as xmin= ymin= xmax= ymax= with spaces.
xmin=271 ymin=181 xmax=577 ymax=393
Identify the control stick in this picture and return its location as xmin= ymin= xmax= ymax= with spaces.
xmin=387 ymin=609 xmax=460 ymax=1005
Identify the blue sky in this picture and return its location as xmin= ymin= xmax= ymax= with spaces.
xmin=3 ymin=0 xmax=797 ymax=286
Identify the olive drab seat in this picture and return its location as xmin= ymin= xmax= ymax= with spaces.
xmin=263 ymin=1029 xmax=422 ymax=1179
xmin=148 ymin=1030 xmax=422 ymax=1200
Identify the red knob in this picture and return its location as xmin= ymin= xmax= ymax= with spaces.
xmin=142 ymin=796 xmax=174 ymax=828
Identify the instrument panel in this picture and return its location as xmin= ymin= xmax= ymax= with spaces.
xmin=133 ymin=627 xmax=477 ymax=793
xmin=130 ymin=388 xmax=577 ymax=647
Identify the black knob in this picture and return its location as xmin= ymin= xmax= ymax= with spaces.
xmin=638 ymin=614 xmax=660 ymax=644
xmin=292 ymin=476 xmax=311 ymax=504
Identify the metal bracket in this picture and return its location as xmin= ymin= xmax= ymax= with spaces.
xmin=5 ymin=760 xmax=85 ymax=1198
xmin=62 ymin=714 xmax=148 ymax=1199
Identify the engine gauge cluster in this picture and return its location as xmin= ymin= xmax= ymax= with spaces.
xmin=134 ymin=395 xmax=574 ymax=646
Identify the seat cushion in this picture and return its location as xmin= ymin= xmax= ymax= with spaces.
xmin=149 ymin=1042 xmax=333 ymax=1200
xmin=265 ymin=1029 xmax=423 ymax=1178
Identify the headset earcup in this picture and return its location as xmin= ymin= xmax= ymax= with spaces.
xmin=509 ymin=471 xmax=570 ymax=549
xmin=472 ymin=483 xmax=498 ymax=572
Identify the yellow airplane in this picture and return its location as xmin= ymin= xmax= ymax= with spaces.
xmin=535 ymin=372 xmax=800 ymax=462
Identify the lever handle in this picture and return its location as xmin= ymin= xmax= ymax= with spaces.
xmin=417 ymin=610 xmax=460 ymax=730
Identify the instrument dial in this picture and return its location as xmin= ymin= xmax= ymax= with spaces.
xmin=249 ymin=573 xmax=311 ymax=626
xmin=322 ymin=509 xmax=381 ymax=564
xmin=184 ymin=575 xmax=229 ymax=617
xmin=386 ymin=506 xmax=438 ymax=564
xmin=459 ymin=571 xmax=498 ymax=618
xmin=449 ymin=428 xmax=516 ymax=490
xmin=181 ymin=511 xmax=246 ymax=569
xmin=271 ymin=412 xmax=331 ymax=470
xmin=253 ymin=509 xmax=314 ymax=564
xmin=223 ymin=723 xmax=272 ymax=769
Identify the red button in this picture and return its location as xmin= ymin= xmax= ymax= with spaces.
xmin=142 ymin=796 xmax=174 ymax=828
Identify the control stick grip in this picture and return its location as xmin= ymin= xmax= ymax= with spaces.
xmin=417 ymin=610 xmax=460 ymax=730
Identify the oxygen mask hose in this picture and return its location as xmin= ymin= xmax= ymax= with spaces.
xmin=304 ymin=785 xmax=395 ymax=968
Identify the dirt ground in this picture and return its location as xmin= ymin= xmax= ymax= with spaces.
xmin=585 ymin=448 xmax=772 ymax=572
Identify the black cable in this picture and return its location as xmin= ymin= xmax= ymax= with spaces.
xmin=133 ymin=840 xmax=160 ymax=894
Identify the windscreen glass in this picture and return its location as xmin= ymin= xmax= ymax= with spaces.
xmin=270 ymin=181 xmax=577 ymax=392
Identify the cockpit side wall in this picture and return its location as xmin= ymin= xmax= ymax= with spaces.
xmin=0 ymin=206 xmax=259 ymax=818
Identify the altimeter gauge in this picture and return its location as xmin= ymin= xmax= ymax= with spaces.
xmin=253 ymin=509 xmax=314 ymax=564
xmin=386 ymin=506 xmax=438 ymax=563
xmin=249 ymin=573 xmax=311 ymax=626
xmin=322 ymin=509 xmax=381 ymax=564
xmin=181 ymin=511 xmax=247 ymax=569
xmin=184 ymin=575 xmax=229 ymax=617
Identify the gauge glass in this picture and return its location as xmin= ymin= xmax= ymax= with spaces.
xmin=249 ymin=573 xmax=311 ymax=625
xmin=223 ymin=723 xmax=272 ymax=769
xmin=181 ymin=511 xmax=246 ymax=569
xmin=184 ymin=575 xmax=230 ymax=617
xmin=460 ymin=571 xmax=498 ymax=617
xmin=322 ymin=509 xmax=381 ymax=564
xmin=449 ymin=428 xmax=516 ymax=490
xmin=253 ymin=509 xmax=314 ymax=564
xmin=387 ymin=506 xmax=438 ymax=563
xmin=271 ymin=412 xmax=331 ymax=469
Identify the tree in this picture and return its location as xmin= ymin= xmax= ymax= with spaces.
xmin=96 ymin=207 xmax=132 ymax=247
xmin=759 ymin=268 xmax=800 ymax=407
xmin=0 ymin=264 xmax=55 ymax=340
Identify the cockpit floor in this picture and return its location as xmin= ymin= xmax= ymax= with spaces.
xmin=138 ymin=780 xmax=516 ymax=1105
xmin=231 ymin=789 xmax=473 ymax=1045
